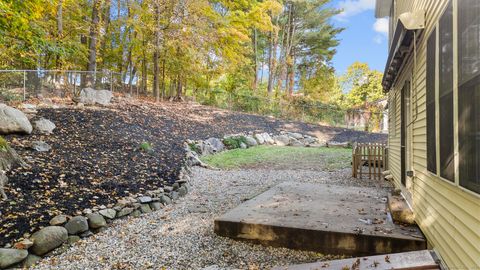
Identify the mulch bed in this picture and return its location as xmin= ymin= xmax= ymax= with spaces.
xmin=0 ymin=101 xmax=386 ymax=246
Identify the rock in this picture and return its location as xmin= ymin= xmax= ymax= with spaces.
xmin=21 ymin=104 xmax=37 ymax=114
xmin=31 ymin=141 xmax=51 ymax=152
xmin=170 ymin=191 xmax=180 ymax=200
xmin=64 ymin=216 xmax=89 ymax=235
xmin=132 ymin=203 xmax=141 ymax=209
xmin=178 ymin=186 xmax=188 ymax=197
xmin=0 ymin=104 xmax=32 ymax=134
xmin=82 ymin=208 xmax=93 ymax=215
xmin=273 ymin=135 xmax=290 ymax=146
xmin=150 ymin=202 xmax=162 ymax=211
xmin=188 ymin=205 xmax=209 ymax=213
xmin=79 ymin=230 xmax=93 ymax=238
xmin=86 ymin=213 xmax=106 ymax=229
xmin=164 ymin=186 xmax=173 ymax=193
xmin=137 ymin=196 xmax=152 ymax=204
xmin=140 ymin=204 xmax=152 ymax=214
xmin=287 ymin=132 xmax=304 ymax=140
xmin=205 ymin=138 xmax=225 ymax=152
xmin=99 ymin=209 xmax=116 ymax=219
xmin=240 ymin=142 xmax=247 ymax=149
xmin=49 ymin=215 xmax=68 ymax=226
xmin=30 ymin=226 xmax=68 ymax=256
xmin=116 ymin=207 xmax=134 ymax=218
xmin=172 ymin=182 xmax=180 ymax=191
xmin=33 ymin=118 xmax=56 ymax=134
xmin=19 ymin=254 xmax=42 ymax=268
xmin=199 ymin=142 xmax=215 ymax=155
xmin=254 ymin=133 xmax=265 ymax=144
xmin=300 ymin=137 xmax=317 ymax=145
xmin=93 ymin=227 xmax=107 ymax=234
xmin=260 ymin=132 xmax=274 ymax=144
xmin=326 ymin=141 xmax=350 ymax=148
xmin=160 ymin=195 xmax=172 ymax=205
xmin=0 ymin=248 xmax=28 ymax=268
xmin=289 ymin=138 xmax=304 ymax=147
xmin=13 ymin=239 xmax=33 ymax=249
xmin=132 ymin=210 xmax=142 ymax=218
xmin=245 ymin=136 xmax=258 ymax=147
xmin=78 ymin=88 xmax=113 ymax=106
xmin=67 ymin=235 xmax=80 ymax=245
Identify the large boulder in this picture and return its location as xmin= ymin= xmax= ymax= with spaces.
xmin=254 ymin=133 xmax=266 ymax=144
xmin=79 ymin=88 xmax=113 ymax=105
xmin=0 ymin=248 xmax=28 ymax=268
xmin=64 ymin=216 xmax=89 ymax=235
xmin=0 ymin=104 xmax=32 ymax=134
xmin=205 ymin=138 xmax=225 ymax=153
xmin=86 ymin=213 xmax=106 ymax=229
xmin=33 ymin=118 xmax=56 ymax=134
xmin=30 ymin=226 xmax=68 ymax=256
xmin=273 ymin=135 xmax=290 ymax=146
xmin=245 ymin=136 xmax=258 ymax=147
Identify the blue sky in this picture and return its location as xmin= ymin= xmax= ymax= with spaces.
xmin=329 ymin=0 xmax=389 ymax=74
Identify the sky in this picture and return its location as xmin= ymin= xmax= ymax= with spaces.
xmin=329 ymin=0 xmax=389 ymax=74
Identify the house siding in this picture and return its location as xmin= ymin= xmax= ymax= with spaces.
xmin=386 ymin=0 xmax=480 ymax=269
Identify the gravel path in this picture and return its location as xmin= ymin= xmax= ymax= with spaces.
xmin=34 ymin=167 xmax=392 ymax=270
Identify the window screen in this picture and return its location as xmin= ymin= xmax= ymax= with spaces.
xmin=438 ymin=1 xmax=454 ymax=181
xmin=458 ymin=0 xmax=480 ymax=194
xmin=426 ymin=29 xmax=437 ymax=174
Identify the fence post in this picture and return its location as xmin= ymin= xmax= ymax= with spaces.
xmin=23 ymin=71 xmax=26 ymax=101
xmin=110 ymin=72 xmax=114 ymax=93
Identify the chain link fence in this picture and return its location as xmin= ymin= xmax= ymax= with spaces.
xmin=194 ymin=90 xmax=389 ymax=133
xmin=0 ymin=70 xmax=138 ymax=103
xmin=0 ymin=70 xmax=388 ymax=133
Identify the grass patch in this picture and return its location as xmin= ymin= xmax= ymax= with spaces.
xmin=201 ymin=146 xmax=351 ymax=171
xmin=0 ymin=136 xmax=8 ymax=152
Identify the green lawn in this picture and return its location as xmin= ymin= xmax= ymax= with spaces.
xmin=201 ymin=146 xmax=351 ymax=171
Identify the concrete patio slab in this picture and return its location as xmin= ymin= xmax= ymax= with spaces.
xmin=272 ymin=250 xmax=439 ymax=270
xmin=214 ymin=182 xmax=426 ymax=256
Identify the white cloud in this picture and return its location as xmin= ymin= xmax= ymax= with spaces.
xmin=335 ymin=0 xmax=376 ymax=21
xmin=373 ymin=18 xmax=389 ymax=35
xmin=373 ymin=34 xmax=384 ymax=44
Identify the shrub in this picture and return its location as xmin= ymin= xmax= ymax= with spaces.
xmin=139 ymin=142 xmax=153 ymax=152
xmin=188 ymin=143 xmax=200 ymax=154
xmin=0 ymin=136 xmax=8 ymax=152
xmin=222 ymin=136 xmax=248 ymax=149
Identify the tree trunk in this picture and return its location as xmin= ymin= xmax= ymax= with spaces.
xmin=267 ymin=26 xmax=278 ymax=94
xmin=55 ymin=0 xmax=63 ymax=68
xmin=287 ymin=50 xmax=295 ymax=95
xmin=176 ymin=75 xmax=182 ymax=98
xmin=86 ymin=0 xmax=102 ymax=87
xmin=161 ymin=58 xmax=166 ymax=99
xmin=252 ymin=28 xmax=258 ymax=91
xmin=152 ymin=0 xmax=160 ymax=102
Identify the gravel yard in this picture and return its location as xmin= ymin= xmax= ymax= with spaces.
xmin=1 ymin=101 xmax=387 ymax=246
xmin=34 ymin=164 xmax=392 ymax=270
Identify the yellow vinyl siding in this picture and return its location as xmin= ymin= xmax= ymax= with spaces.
xmin=386 ymin=0 xmax=480 ymax=268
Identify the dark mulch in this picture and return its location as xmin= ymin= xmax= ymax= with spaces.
xmin=0 ymin=101 xmax=386 ymax=246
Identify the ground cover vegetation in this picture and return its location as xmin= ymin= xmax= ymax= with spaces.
xmin=0 ymin=0 xmax=386 ymax=131
xmin=201 ymin=145 xmax=351 ymax=170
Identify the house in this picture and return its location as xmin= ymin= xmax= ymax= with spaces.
xmin=344 ymin=98 xmax=389 ymax=133
xmin=375 ymin=0 xmax=479 ymax=269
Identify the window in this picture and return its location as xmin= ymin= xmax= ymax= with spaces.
xmin=458 ymin=0 xmax=480 ymax=193
xmin=438 ymin=1 xmax=454 ymax=181
xmin=426 ymin=29 xmax=437 ymax=174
